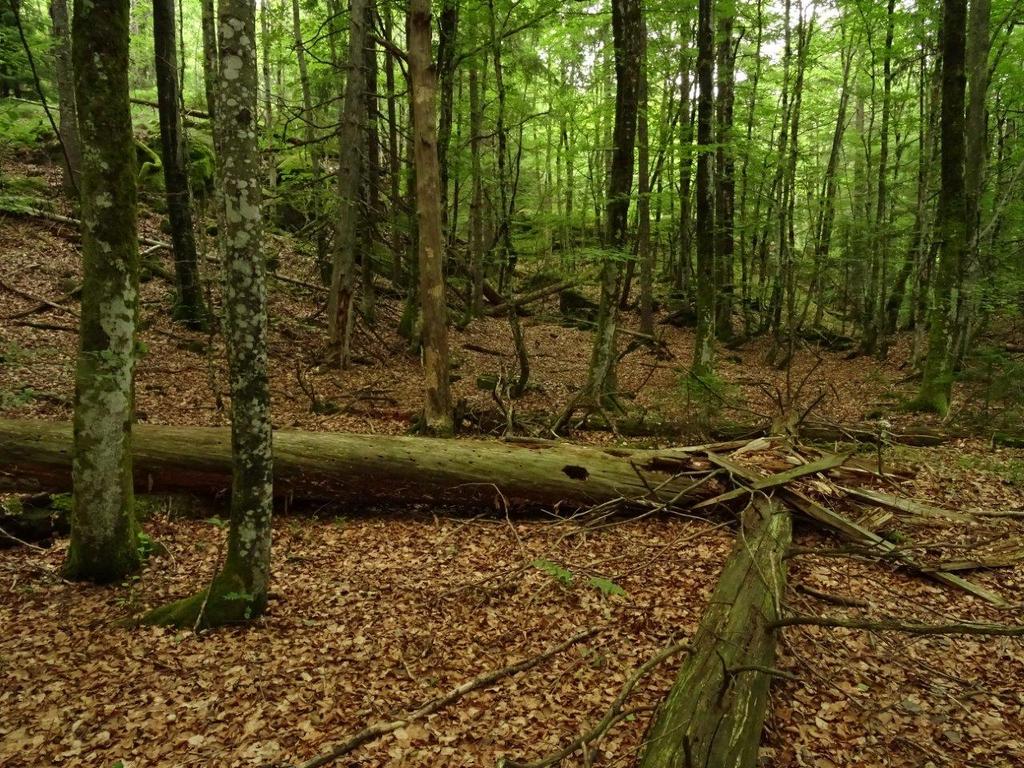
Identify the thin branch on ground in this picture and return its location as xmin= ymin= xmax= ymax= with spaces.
xmin=290 ymin=627 xmax=599 ymax=768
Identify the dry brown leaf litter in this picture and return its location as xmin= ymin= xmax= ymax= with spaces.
xmin=2 ymin=157 xmax=1023 ymax=768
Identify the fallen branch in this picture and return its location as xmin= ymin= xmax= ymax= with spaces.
xmin=773 ymin=614 xmax=1024 ymax=637
xmin=484 ymin=280 xmax=575 ymax=317
xmin=499 ymin=638 xmax=689 ymax=768
xmin=0 ymin=205 xmax=171 ymax=250
xmin=291 ymin=627 xmax=598 ymax=768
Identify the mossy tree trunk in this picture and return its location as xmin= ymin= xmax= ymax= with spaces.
xmin=49 ymin=0 xmax=80 ymax=197
xmin=0 ymin=418 xmax=722 ymax=511
xmin=913 ymin=0 xmax=968 ymax=416
xmin=639 ymin=500 xmax=792 ymax=768
xmin=64 ymin=0 xmax=142 ymax=583
xmin=408 ymin=0 xmax=453 ymax=434
xmin=153 ymin=0 xmax=206 ymax=329
xmin=145 ymin=0 xmax=273 ymax=629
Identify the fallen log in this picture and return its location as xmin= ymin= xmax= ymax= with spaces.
xmin=0 ymin=418 xmax=720 ymax=509
xmin=484 ymin=280 xmax=575 ymax=317
xmin=638 ymin=498 xmax=792 ymax=768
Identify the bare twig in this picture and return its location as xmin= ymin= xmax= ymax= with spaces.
xmin=774 ymin=614 xmax=1024 ymax=636
xmin=291 ymin=628 xmax=599 ymax=768
xmin=498 ymin=638 xmax=690 ymax=768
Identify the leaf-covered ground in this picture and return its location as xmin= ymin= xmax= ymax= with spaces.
xmin=2 ymin=159 xmax=1024 ymax=767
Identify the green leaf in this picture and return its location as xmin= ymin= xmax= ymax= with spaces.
xmin=532 ymin=558 xmax=574 ymax=586
xmin=588 ymin=576 xmax=626 ymax=598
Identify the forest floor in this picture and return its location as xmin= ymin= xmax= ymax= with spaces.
xmin=2 ymin=157 xmax=1024 ymax=767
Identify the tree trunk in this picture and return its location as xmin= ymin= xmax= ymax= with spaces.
xmin=153 ymin=0 xmax=206 ymax=329
xmin=361 ymin=0 xmax=381 ymax=322
xmin=637 ymin=8 xmax=653 ymax=338
xmin=861 ymin=0 xmax=896 ymax=356
xmin=692 ymin=0 xmax=715 ymax=377
xmin=199 ymin=0 xmax=218 ymax=120
xmin=383 ymin=5 xmax=403 ymax=289
xmin=327 ymin=0 xmax=369 ymax=367
xmin=913 ymin=0 xmax=968 ymax=415
xmin=469 ymin=62 xmax=485 ymax=316
xmin=581 ymin=0 xmax=642 ymax=409
xmin=48 ymin=0 xmax=80 ymax=196
xmin=64 ymin=0 xmax=143 ymax=583
xmin=146 ymin=0 xmax=274 ymax=629
xmin=408 ymin=0 xmax=453 ymax=434
xmin=639 ymin=499 xmax=791 ymax=768
xmin=436 ymin=0 xmax=458 ymax=238
xmin=292 ymin=0 xmax=328 ymax=280
xmin=0 ymin=419 xmax=721 ymax=511
xmin=714 ymin=3 xmax=736 ymax=341
xmin=260 ymin=0 xmax=275 ymax=218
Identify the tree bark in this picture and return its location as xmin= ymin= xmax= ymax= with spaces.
xmin=408 ymin=0 xmax=453 ymax=433
xmin=292 ymin=0 xmax=328 ymax=279
xmin=637 ymin=7 xmax=653 ymax=338
xmin=327 ymin=0 xmax=369 ymax=368
xmin=692 ymin=0 xmax=715 ymax=376
xmin=714 ymin=1 xmax=736 ymax=341
xmin=436 ymin=0 xmax=458 ymax=238
xmin=64 ymin=0 xmax=143 ymax=583
xmin=913 ymin=0 xmax=968 ymax=415
xmin=578 ymin=0 xmax=642 ymax=412
xmin=153 ymin=0 xmax=206 ymax=329
xmin=146 ymin=0 xmax=274 ymax=629
xmin=639 ymin=499 xmax=791 ymax=768
xmin=0 ymin=419 xmax=721 ymax=511
xmin=199 ymin=0 xmax=218 ymax=120
xmin=48 ymin=0 xmax=80 ymax=196
xmin=469 ymin=62 xmax=485 ymax=316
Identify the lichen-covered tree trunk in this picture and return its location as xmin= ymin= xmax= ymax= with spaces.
xmin=691 ymin=0 xmax=715 ymax=377
xmin=153 ymin=0 xmax=206 ymax=329
xmin=64 ymin=0 xmax=142 ymax=583
xmin=408 ymin=0 xmax=453 ymax=434
xmin=913 ymin=0 xmax=968 ymax=415
xmin=326 ymin=0 xmax=368 ymax=368
xmin=145 ymin=0 xmax=273 ymax=629
xmin=49 ymin=0 xmax=80 ymax=196
xmin=639 ymin=500 xmax=792 ymax=768
xmin=582 ymin=0 xmax=642 ymax=408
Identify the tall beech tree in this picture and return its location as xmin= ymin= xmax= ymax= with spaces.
xmin=913 ymin=0 xmax=968 ymax=415
xmin=579 ymin=0 xmax=642 ymax=411
xmin=691 ymin=0 xmax=715 ymax=377
xmin=48 ymin=0 xmax=79 ymax=195
xmin=153 ymin=0 xmax=205 ymax=328
xmin=408 ymin=0 xmax=453 ymax=434
xmin=64 ymin=0 xmax=142 ymax=583
xmin=327 ymin=0 xmax=368 ymax=368
xmin=145 ymin=0 xmax=273 ymax=627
